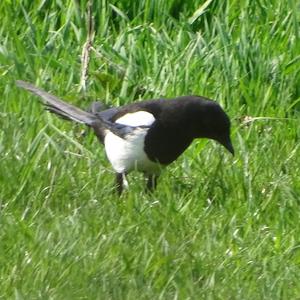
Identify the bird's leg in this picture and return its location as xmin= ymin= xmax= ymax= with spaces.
xmin=115 ymin=173 xmax=124 ymax=195
xmin=146 ymin=174 xmax=158 ymax=192
xmin=115 ymin=172 xmax=128 ymax=195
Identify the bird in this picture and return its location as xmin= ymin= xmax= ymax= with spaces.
xmin=16 ymin=80 xmax=234 ymax=195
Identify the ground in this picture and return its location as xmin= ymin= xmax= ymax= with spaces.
xmin=0 ymin=1 xmax=299 ymax=298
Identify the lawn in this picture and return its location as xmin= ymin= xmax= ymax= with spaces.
xmin=0 ymin=0 xmax=299 ymax=299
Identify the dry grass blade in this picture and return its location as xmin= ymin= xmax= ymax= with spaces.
xmin=80 ymin=0 xmax=95 ymax=93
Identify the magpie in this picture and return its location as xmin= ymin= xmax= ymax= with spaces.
xmin=16 ymin=80 xmax=234 ymax=194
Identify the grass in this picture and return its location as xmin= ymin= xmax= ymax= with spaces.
xmin=0 ymin=0 xmax=300 ymax=299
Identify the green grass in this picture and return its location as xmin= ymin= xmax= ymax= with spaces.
xmin=1 ymin=0 xmax=300 ymax=299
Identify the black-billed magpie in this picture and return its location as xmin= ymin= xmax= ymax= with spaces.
xmin=16 ymin=80 xmax=234 ymax=194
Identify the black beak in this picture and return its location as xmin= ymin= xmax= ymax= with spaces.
xmin=218 ymin=136 xmax=235 ymax=156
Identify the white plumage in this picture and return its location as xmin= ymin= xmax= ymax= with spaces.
xmin=115 ymin=111 xmax=155 ymax=126
xmin=104 ymin=111 xmax=161 ymax=174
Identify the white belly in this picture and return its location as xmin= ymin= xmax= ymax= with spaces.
xmin=104 ymin=111 xmax=161 ymax=174
xmin=104 ymin=129 xmax=161 ymax=174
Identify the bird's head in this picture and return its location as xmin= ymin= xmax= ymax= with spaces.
xmin=187 ymin=99 xmax=234 ymax=155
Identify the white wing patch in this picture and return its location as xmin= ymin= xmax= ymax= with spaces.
xmin=104 ymin=111 xmax=161 ymax=174
xmin=115 ymin=111 xmax=155 ymax=126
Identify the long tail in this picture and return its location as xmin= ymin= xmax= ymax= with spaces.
xmin=16 ymin=80 xmax=98 ymax=125
xmin=16 ymin=80 xmax=143 ymax=142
